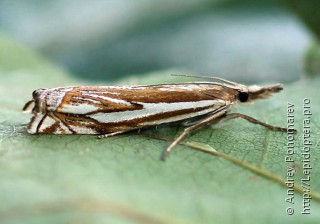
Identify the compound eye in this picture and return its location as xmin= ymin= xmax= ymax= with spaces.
xmin=238 ymin=91 xmax=249 ymax=102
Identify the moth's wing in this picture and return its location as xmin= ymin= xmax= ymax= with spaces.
xmin=27 ymin=113 xmax=75 ymax=134
xmin=28 ymin=84 xmax=231 ymax=134
xmin=28 ymin=111 xmax=111 ymax=134
xmin=53 ymin=85 xmax=231 ymax=115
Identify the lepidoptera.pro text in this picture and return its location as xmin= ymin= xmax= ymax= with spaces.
xmin=23 ymin=76 xmax=290 ymax=160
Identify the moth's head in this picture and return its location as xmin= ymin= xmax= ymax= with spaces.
xmin=23 ymin=88 xmax=48 ymax=114
xmin=171 ymin=75 xmax=284 ymax=104
xmin=236 ymin=84 xmax=283 ymax=103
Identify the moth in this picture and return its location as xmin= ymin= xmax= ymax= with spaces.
xmin=23 ymin=76 xmax=289 ymax=160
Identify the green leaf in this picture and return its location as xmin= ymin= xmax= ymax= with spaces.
xmin=304 ymin=41 xmax=320 ymax=77
xmin=282 ymin=0 xmax=320 ymax=40
xmin=0 ymin=35 xmax=319 ymax=224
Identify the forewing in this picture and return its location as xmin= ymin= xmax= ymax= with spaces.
xmin=28 ymin=84 xmax=231 ymax=134
xmin=27 ymin=113 xmax=74 ymax=134
xmin=54 ymin=84 xmax=230 ymax=115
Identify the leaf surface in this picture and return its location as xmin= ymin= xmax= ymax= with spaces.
xmin=0 ymin=35 xmax=319 ymax=224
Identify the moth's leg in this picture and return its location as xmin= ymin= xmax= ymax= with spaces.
xmin=161 ymin=109 xmax=227 ymax=161
xmin=181 ymin=113 xmax=219 ymax=127
xmin=219 ymin=113 xmax=291 ymax=132
xmin=98 ymin=131 xmax=128 ymax=139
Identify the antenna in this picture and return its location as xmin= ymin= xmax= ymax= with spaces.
xmin=171 ymin=74 xmax=238 ymax=86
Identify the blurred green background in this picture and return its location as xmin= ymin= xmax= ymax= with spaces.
xmin=0 ymin=0 xmax=318 ymax=82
